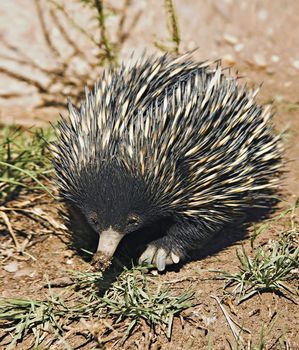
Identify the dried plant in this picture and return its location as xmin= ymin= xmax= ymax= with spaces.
xmin=0 ymin=0 xmax=142 ymax=108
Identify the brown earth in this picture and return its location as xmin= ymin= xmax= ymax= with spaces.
xmin=0 ymin=0 xmax=299 ymax=349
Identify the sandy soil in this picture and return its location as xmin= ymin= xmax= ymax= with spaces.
xmin=0 ymin=0 xmax=298 ymax=349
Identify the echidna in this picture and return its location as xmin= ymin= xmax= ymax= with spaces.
xmin=52 ymin=53 xmax=282 ymax=271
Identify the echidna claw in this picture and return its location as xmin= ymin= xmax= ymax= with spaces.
xmin=138 ymin=245 xmax=157 ymax=265
xmin=156 ymin=248 xmax=167 ymax=271
xmin=171 ymin=252 xmax=180 ymax=264
xmin=139 ymin=245 xmax=181 ymax=272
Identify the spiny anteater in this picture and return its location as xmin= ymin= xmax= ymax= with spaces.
xmin=52 ymin=53 xmax=282 ymax=271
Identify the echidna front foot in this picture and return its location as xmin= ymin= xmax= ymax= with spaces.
xmin=138 ymin=220 xmax=217 ymax=271
xmin=138 ymin=239 xmax=183 ymax=272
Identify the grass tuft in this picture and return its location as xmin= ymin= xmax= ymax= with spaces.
xmin=0 ymin=126 xmax=54 ymax=200
xmin=222 ymin=202 xmax=299 ymax=303
xmin=100 ymin=265 xmax=194 ymax=339
xmin=0 ymin=265 xmax=194 ymax=348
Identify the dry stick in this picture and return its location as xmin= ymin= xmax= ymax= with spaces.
xmin=164 ymin=0 xmax=181 ymax=54
xmin=49 ymin=8 xmax=89 ymax=61
xmin=0 ymin=92 xmax=32 ymax=99
xmin=35 ymin=0 xmax=62 ymax=59
xmin=211 ymin=295 xmax=247 ymax=346
xmin=1 ymin=37 xmax=36 ymax=63
xmin=47 ymin=0 xmax=98 ymax=45
xmin=116 ymin=0 xmax=131 ymax=44
xmin=0 ymin=53 xmax=70 ymax=93
xmin=0 ymin=207 xmax=67 ymax=234
xmin=117 ymin=3 xmax=143 ymax=45
xmin=1 ymin=1 xmax=115 ymax=109
xmin=162 ymin=276 xmax=197 ymax=284
xmin=0 ymin=53 xmax=55 ymax=75
xmin=0 ymin=67 xmax=47 ymax=93
xmin=0 ymin=211 xmax=20 ymax=251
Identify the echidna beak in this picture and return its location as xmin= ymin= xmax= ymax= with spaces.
xmin=97 ymin=227 xmax=124 ymax=257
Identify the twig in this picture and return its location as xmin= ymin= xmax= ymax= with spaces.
xmin=0 ymin=210 xmax=20 ymax=251
xmin=117 ymin=5 xmax=143 ymax=45
xmin=35 ymin=0 xmax=62 ymax=59
xmin=0 ymin=66 xmax=47 ymax=93
xmin=0 ymin=53 xmax=53 ymax=75
xmin=0 ymin=92 xmax=32 ymax=98
xmin=49 ymin=8 xmax=89 ymax=60
xmin=211 ymin=295 xmax=248 ymax=346
xmin=116 ymin=0 xmax=131 ymax=44
xmin=0 ymin=37 xmax=36 ymax=63
xmin=163 ymin=276 xmax=197 ymax=284
xmin=47 ymin=0 xmax=98 ymax=45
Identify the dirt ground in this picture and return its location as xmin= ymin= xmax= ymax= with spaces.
xmin=0 ymin=0 xmax=299 ymax=349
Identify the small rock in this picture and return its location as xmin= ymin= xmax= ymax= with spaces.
xmin=15 ymin=268 xmax=36 ymax=278
xmin=187 ymin=41 xmax=197 ymax=51
xmin=234 ymin=43 xmax=244 ymax=52
xmin=52 ymin=28 xmax=60 ymax=38
xmin=253 ymin=53 xmax=267 ymax=68
xmin=66 ymin=259 xmax=73 ymax=265
xmin=3 ymin=261 xmax=19 ymax=273
xmin=222 ymin=54 xmax=236 ymax=65
xmin=292 ymin=60 xmax=299 ymax=70
xmin=223 ymin=33 xmax=238 ymax=45
xmin=271 ymin=55 xmax=280 ymax=63
xmin=202 ymin=315 xmax=217 ymax=326
xmin=64 ymin=250 xmax=73 ymax=258
xmin=257 ymin=9 xmax=268 ymax=21
xmin=275 ymin=95 xmax=284 ymax=103
xmin=69 ymin=57 xmax=90 ymax=76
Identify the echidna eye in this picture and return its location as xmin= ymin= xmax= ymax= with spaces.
xmin=91 ymin=218 xmax=98 ymax=225
xmin=89 ymin=212 xmax=99 ymax=226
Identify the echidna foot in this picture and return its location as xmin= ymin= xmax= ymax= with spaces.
xmin=138 ymin=244 xmax=181 ymax=271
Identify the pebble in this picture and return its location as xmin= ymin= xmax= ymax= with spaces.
xmin=275 ymin=95 xmax=284 ymax=103
xmin=15 ymin=268 xmax=36 ymax=278
xmin=222 ymin=54 xmax=236 ymax=65
xmin=257 ymin=9 xmax=268 ymax=21
xmin=223 ymin=33 xmax=238 ymax=45
xmin=271 ymin=55 xmax=280 ymax=63
xmin=186 ymin=40 xmax=197 ymax=51
xmin=253 ymin=53 xmax=267 ymax=68
xmin=202 ymin=315 xmax=217 ymax=326
xmin=234 ymin=43 xmax=244 ymax=52
xmin=3 ymin=261 xmax=19 ymax=273
xmin=292 ymin=60 xmax=299 ymax=70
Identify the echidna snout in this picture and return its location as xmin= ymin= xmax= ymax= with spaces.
xmin=52 ymin=54 xmax=282 ymax=271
